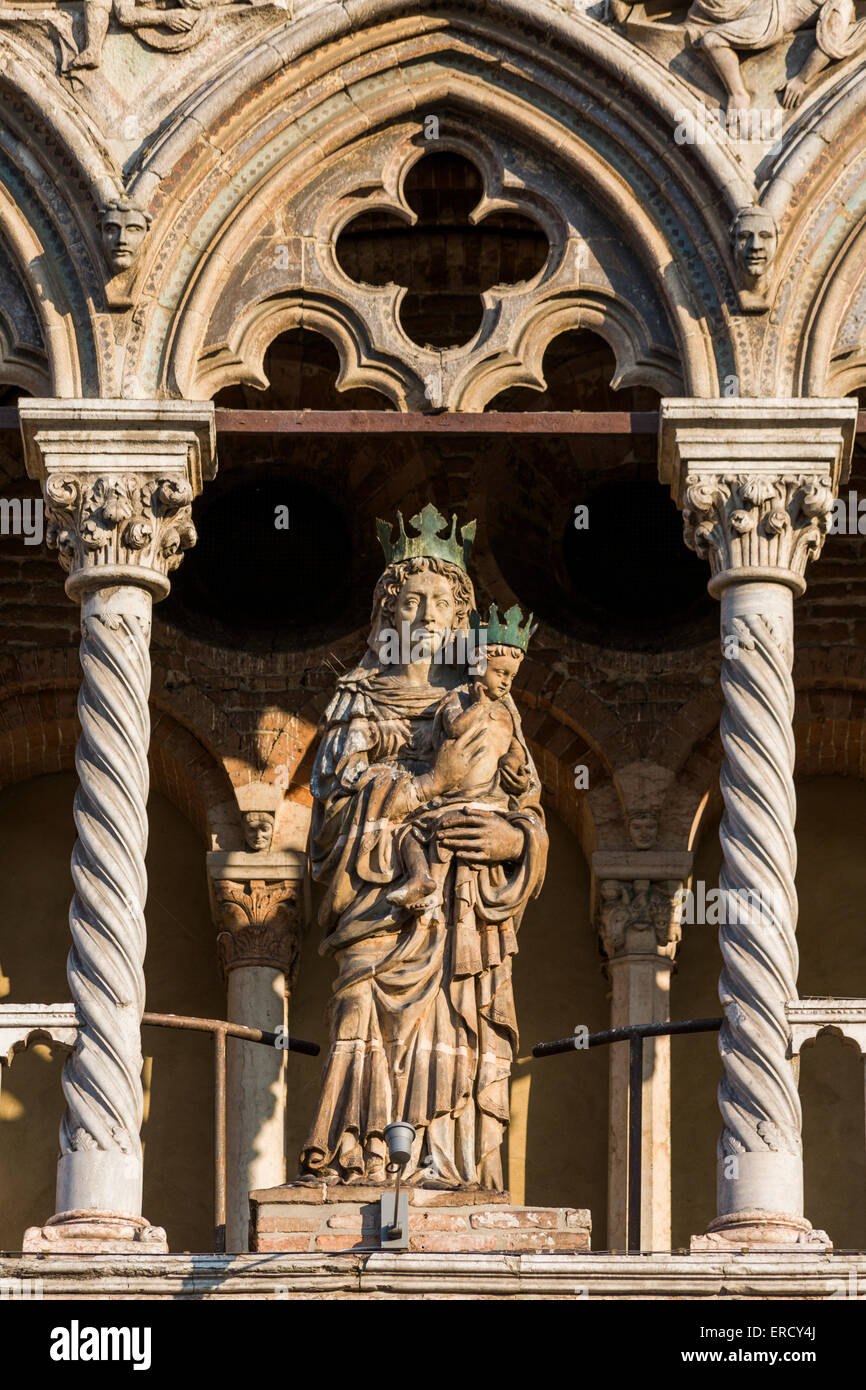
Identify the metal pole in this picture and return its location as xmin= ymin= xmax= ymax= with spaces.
xmin=532 ymin=1017 xmax=723 ymax=1252
xmin=214 ymin=1027 xmax=227 ymax=1255
xmin=628 ymin=1034 xmax=643 ymax=1253
xmin=142 ymin=1011 xmax=319 ymax=1055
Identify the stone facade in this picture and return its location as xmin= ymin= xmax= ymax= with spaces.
xmin=0 ymin=0 xmax=865 ymax=1298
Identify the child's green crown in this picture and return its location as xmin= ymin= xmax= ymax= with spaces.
xmin=472 ymin=603 xmax=534 ymax=653
xmin=376 ymin=503 xmax=476 ymax=573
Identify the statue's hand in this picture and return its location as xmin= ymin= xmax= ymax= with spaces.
xmin=427 ymin=721 xmax=488 ymax=795
xmin=781 ymin=76 xmax=806 ymax=109
xmin=163 ymin=10 xmax=197 ymax=29
xmin=437 ymin=811 xmax=524 ymax=863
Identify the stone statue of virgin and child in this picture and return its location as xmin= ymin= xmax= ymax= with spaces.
xmin=296 ymin=505 xmax=548 ymax=1192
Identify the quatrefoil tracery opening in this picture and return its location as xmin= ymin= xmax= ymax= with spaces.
xmin=334 ymin=152 xmax=550 ymax=352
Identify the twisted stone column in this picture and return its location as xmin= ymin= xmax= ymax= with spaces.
xmin=20 ymin=401 xmax=215 ymax=1254
xmin=660 ymin=399 xmax=857 ymax=1249
xmin=717 ymin=584 xmax=802 ymax=1203
xmin=59 ymin=585 xmax=152 ymax=1220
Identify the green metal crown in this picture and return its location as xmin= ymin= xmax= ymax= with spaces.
xmin=376 ymin=503 xmax=476 ymax=574
xmin=472 ymin=603 xmax=535 ymax=654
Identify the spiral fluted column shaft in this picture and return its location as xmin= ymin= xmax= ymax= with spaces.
xmin=56 ymin=585 xmax=152 ymax=1217
xmin=716 ymin=582 xmax=803 ymax=1218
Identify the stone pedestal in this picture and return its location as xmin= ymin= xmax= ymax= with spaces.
xmin=22 ymin=1212 xmax=168 ymax=1255
xmin=250 ymin=1185 xmax=592 ymax=1255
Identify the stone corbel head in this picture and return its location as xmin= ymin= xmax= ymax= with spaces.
xmin=627 ymin=809 xmax=659 ymax=850
xmin=237 ymin=782 xmax=283 ymax=853
xmin=730 ymin=206 xmax=778 ymax=308
xmin=100 ymin=195 xmax=152 ymax=279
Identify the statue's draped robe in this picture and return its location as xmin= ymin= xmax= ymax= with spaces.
xmin=687 ymin=0 xmax=866 ymax=59
xmin=300 ymin=670 xmax=547 ymax=1189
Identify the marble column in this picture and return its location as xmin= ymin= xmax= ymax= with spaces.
xmin=593 ymin=849 xmax=692 ymax=1250
xmin=660 ymin=398 xmax=857 ymax=1250
xmin=19 ymin=400 xmax=215 ymax=1254
xmin=208 ymin=842 xmax=307 ymax=1252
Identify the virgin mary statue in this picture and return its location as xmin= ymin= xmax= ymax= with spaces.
xmin=298 ymin=505 xmax=548 ymax=1190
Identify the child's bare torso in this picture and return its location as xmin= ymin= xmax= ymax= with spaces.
xmin=437 ymin=687 xmax=515 ymax=791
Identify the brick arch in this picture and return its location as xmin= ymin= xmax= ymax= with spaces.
xmin=0 ymin=688 xmax=79 ymax=788
xmin=0 ymin=670 xmax=240 ymax=849
xmin=672 ymin=688 xmax=866 ymax=858
xmin=794 ymin=691 xmax=866 ymax=780
xmin=647 ymin=686 xmax=724 ymax=774
xmin=795 ymin=644 xmax=866 ymax=692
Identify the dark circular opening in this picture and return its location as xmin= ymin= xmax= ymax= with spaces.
xmin=162 ymin=477 xmax=355 ymax=650
xmin=562 ymin=480 xmax=714 ymax=647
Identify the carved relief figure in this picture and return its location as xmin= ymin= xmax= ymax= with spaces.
xmin=0 ymin=0 xmax=284 ymax=73
xmin=687 ymin=0 xmax=866 ymax=109
xmin=297 ymin=506 xmax=548 ymax=1190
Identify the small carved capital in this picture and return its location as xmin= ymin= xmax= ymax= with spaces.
xmin=44 ymin=471 xmax=198 ymax=594
xmin=19 ymin=400 xmax=216 ymax=600
xmin=597 ymin=878 xmax=683 ymax=961
xmin=682 ymin=472 xmax=835 ymax=594
xmin=659 ymin=400 xmax=858 ymax=597
xmin=213 ymin=878 xmax=304 ymax=983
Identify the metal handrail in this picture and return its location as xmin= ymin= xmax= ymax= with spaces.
xmin=533 ymin=1017 xmax=723 ymax=1253
xmin=142 ymin=1012 xmax=319 ymax=1253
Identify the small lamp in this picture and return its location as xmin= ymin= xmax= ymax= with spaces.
xmin=380 ymin=1121 xmax=416 ymax=1250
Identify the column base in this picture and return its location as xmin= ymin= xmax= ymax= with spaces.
xmin=690 ymin=1211 xmax=832 ymax=1253
xmin=22 ymin=1211 xmax=168 ymax=1255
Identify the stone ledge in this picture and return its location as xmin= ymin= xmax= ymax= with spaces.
xmin=252 ymin=1184 xmax=513 ymax=1205
xmin=1 ymin=1252 xmax=865 ymax=1300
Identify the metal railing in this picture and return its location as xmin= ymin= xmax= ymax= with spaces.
xmin=141 ymin=1013 xmax=319 ymax=1253
xmin=533 ymin=1017 xmax=723 ymax=1253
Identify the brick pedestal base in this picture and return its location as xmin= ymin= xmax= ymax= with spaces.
xmin=250 ymin=1184 xmax=592 ymax=1254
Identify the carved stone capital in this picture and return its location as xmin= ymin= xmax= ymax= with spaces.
xmin=595 ymin=877 xmax=684 ymax=962
xmin=19 ymin=400 xmax=216 ymax=600
xmin=213 ymin=878 xmax=304 ymax=983
xmin=659 ymin=400 xmax=858 ymax=596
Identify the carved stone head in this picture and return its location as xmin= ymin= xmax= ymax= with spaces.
xmin=730 ymin=207 xmax=778 ymax=291
xmin=101 ymin=197 xmax=152 ymax=274
xmin=627 ymin=811 xmax=659 ymax=850
xmin=237 ymin=781 xmax=283 ymax=852
xmin=242 ymin=811 xmax=275 ymax=854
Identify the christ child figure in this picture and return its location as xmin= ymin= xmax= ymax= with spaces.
xmin=388 ymin=604 xmax=534 ymax=912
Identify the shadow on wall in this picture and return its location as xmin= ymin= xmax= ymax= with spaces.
xmin=672 ymin=775 xmax=866 ymax=1250
xmin=0 ymin=772 xmax=222 ymax=1253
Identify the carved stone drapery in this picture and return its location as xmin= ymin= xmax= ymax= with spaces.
xmin=660 ymin=398 xmax=857 ymax=1249
xmin=214 ymin=878 xmax=304 ymax=985
xmin=20 ymin=400 xmax=215 ymax=1254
